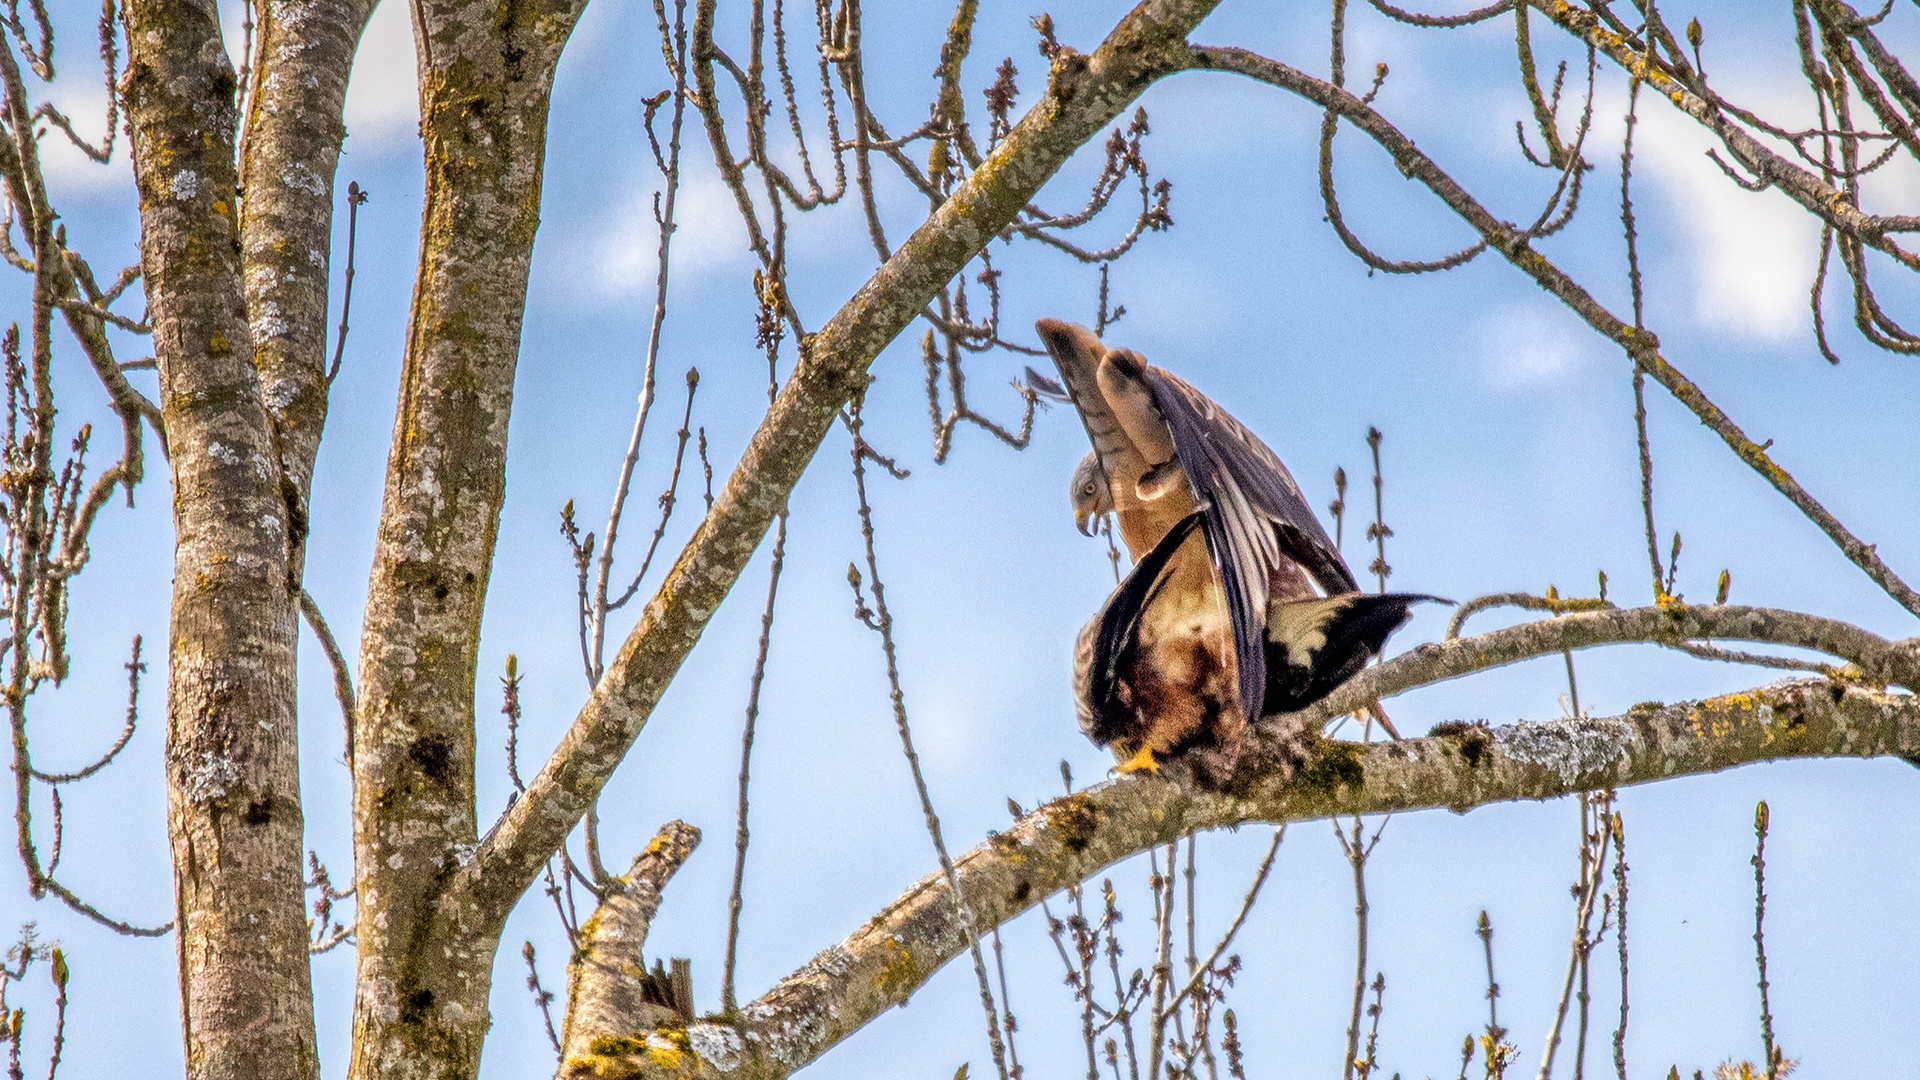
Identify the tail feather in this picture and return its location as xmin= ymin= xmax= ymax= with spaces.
xmin=1261 ymin=593 xmax=1443 ymax=716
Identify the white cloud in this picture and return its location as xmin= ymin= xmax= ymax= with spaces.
xmin=575 ymin=174 xmax=752 ymax=298
xmin=35 ymin=76 xmax=130 ymax=193
xmin=1634 ymin=94 xmax=1821 ymax=342
xmin=1476 ymin=303 xmax=1596 ymax=389
xmin=344 ymin=0 xmax=419 ymax=143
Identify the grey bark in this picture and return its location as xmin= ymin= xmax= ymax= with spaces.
xmin=123 ymin=1 xmax=316 ymax=1076
xmin=562 ymin=678 xmax=1920 ymax=1080
xmin=561 ymin=821 xmax=702 ymax=1062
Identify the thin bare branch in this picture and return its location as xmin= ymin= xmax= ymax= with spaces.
xmin=1192 ymin=43 xmax=1920 ymax=617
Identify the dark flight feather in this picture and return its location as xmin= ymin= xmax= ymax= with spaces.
xmin=1128 ymin=357 xmax=1357 ymax=723
xmin=1080 ymin=512 xmax=1204 ymax=745
xmin=1024 ymin=366 xmax=1070 ymax=402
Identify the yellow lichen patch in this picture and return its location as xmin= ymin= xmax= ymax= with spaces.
xmin=1687 ymin=703 xmax=1735 ymax=742
xmin=1714 ymin=690 xmax=1759 ymax=713
xmin=586 ymin=1035 xmax=648 ymax=1057
xmin=1041 ymin=793 xmax=1098 ymax=853
xmin=209 ymin=332 xmax=231 ymax=357
xmin=561 ymin=1054 xmax=645 ymax=1080
xmin=573 ymin=1028 xmax=701 ymax=1079
xmin=875 ymin=935 xmax=919 ymax=997
xmin=568 ymin=1035 xmax=649 ymax=1080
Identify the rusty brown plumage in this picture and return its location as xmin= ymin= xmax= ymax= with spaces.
xmin=1040 ymin=319 xmax=1434 ymax=788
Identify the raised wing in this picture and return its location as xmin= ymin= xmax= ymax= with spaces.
xmin=1035 ymin=320 xmax=1128 ymax=473
xmin=1137 ymin=362 xmax=1358 ymax=722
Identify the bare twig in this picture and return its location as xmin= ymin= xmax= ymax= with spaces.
xmin=29 ymin=636 xmax=140 ymax=784
xmin=502 ymin=654 xmax=525 ymax=796
xmin=523 ymin=941 xmax=562 ymax=1063
xmin=326 ymin=182 xmax=368 ymax=383
xmin=845 ymin=396 xmax=1008 ymax=1080
xmin=1365 ymin=427 xmax=1390 ymax=593
xmin=588 ymin=39 xmax=691 ymax=675
xmin=1753 ymin=802 xmax=1779 ymax=1080
xmin=1536 ymin=792 xmax=1614 ymax=1080
xmin=298 ymin=591 xmax=356 ymax=765
xmin=1335 ymin=816 xmax=1388 ymax=1080
xmin=1611 ymin=811 xmax=1629 ymax=1080
xmin=722 ymin=510 xmax=786 ymax=1014
xmin=1447 ymin=591 xmax=1614 ymax=640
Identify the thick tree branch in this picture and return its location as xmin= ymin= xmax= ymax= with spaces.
xmin=462 ymin=0 xmax=1220 ymax=926
xmin=237 ymin=0 xmax=379 ymax=500
xmin=1188 ymin=44 xmax=1920 ymax=618
xmin=564 ymin=677 xmax=1920 ymax=1080
xmin=560 ymin=821 xmax=702 ymax=1062
xmin=346 ymin=0 xmax=594 ymax=1077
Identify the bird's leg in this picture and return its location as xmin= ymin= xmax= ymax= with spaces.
xmin=1365 ymin=701 xmax=1402 ymax=740
xmin=1113 ymin=744 xmax=1161 ymax=775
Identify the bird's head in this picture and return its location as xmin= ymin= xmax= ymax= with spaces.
xmin=1070 ymin=450 xmax=1113 ymax=536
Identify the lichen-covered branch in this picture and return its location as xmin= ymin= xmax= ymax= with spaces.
xmin=560 ymin=821 xmax=702 ymax=1063
xmin=565 ymin=678 xmax=1920 ymax=1080
xmin=463 ymin=0 xmax=1220 ymax=931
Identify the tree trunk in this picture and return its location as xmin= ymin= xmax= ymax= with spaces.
xmin=124 ymin=1 xmax=315 ymax=1076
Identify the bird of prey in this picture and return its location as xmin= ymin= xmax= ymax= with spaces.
xmin=1037 ymin=319 xmax=1436 ymax=785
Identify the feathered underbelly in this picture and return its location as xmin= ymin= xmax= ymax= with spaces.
xmin=1117 ymin=594 xmax=1242 ymax=757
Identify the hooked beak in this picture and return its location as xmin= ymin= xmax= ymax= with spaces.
xmin=1075 ymin=509 xmax=1098 ymax=537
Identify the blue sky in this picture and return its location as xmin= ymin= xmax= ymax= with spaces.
xmin=5 ymin=0 xmax=1920 ymax=1077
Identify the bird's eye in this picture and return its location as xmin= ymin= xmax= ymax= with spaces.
xmin=1081 ymin=483 xmax=1096 ymax=497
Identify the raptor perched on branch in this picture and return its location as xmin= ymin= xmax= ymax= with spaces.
xmin=1037 ymin=319 xmax=1436 ymax=786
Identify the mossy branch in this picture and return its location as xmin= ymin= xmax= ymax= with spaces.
xmin=563 ymin=676 xmax=1919 ymax=1080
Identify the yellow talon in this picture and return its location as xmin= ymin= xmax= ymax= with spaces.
xmin=1112 ymin=745 xmax=1160 ymax=775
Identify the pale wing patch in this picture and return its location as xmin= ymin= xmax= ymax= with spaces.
xmin=1267 ymin=596 xmax=1353 ymax=669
